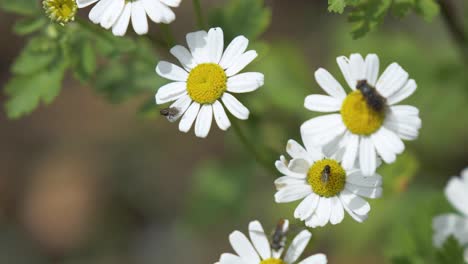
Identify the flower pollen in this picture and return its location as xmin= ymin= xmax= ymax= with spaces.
xmin=340 ymin=90 xmax=385 ymax=135
xmin=187 ymin=63 xmax=227 ymax=104
xmin=307 ymin=159 xmax=346 ymax=197
xmin=260 ymin=258 xmax=286 ymax=264
xmin=43 ymin=0 xmax=77 ymax=25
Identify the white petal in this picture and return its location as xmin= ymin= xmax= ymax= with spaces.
xmin=99 ymin=0 xmax=124 ymax=29
xmin=346 ymin=172 xmax=382 ymax=188
xmin=186 ymin=30 xmax=209 ymax=63
xmin=289 ymin=158 xmax=310 ymax=174
xmin=314 ymin=68 xmax=347 ymax=99
xmin=283 ymin=230 xmax=312 ymax=264
xmin=462 ymin=167 xmax=468 ymax=183
xmin=304 ymin=94 xmax=342 ymax=112
xmin=384 ymin=105 xmax=421 ymax=140
xmin=155 ymin=82 xmax=187 ymax=104
xmin=248 ymin=221 xmax=271 ymax=260
xmin=225 ymin=50 xmax=258 ymax=77
xmin=158 ymin=2 xmax=176 ymax=23
xmin=178 ymin=102 xmax=200 ymax=133
xmin=221 ymin=93 xmax=249 ymax=120
xmin=365 ymin=54 xmax=379 ymax=86
xmin=286 ymin=139 xmax=309 ymax=160
xmin=345 ymin=183 xmax=382 ymax=199
xmin=373 ymin=127 xmax=404 ymax=162
xmin=170 ymin=45 xmax=197 ymax=70
xmin=297 ymin=253 xmax=328 ymax=264
xmin=339 ymin=189 xmax=371 ymax=216
xmin=220 ymin=36 xmax=249 ymax=69
xmin=112 ymin=2 xmax=132 ymax=36
xmin=336 ymin=56 xmax=355 ymax=90
xmin=160 ymin=0 xmax=181 ymax=7
xmin=194 ymin=104 xmax=213 ymax=138
xmin=432 ymin=213 xmax=465 ymax=247
xmin=275 ymin=160 xmax=307 ymax=179
xmin=275 ymin=176 xmax=305 ymax=190
xmin=329 ymin=196 xmax=345 ymax=225
xmin=207 ymin=27 xmax=224 ymax=63
xmin=77 ymin=0 xmax=99 ymax=8
xmin=349 ymin=54 xmax=366 ymax=84
xmin=316 ymin=197 xmax=332 ymax=227
xmin=300 ymin=114 xmax=346 ymax=148
xmin=464 ymin=248 xmax=468 ymax=263
xmin=229 ymin=231 xmax=260 ymax=264
xmin=305 ymin=212 xmax=321 ymax=228
xmin=275 ymin=184 xmax=312 ymax=203
xmin=376 ymin=63 xmax=409 ymax=98
xmin=387 ymin=79 xmax=417 ymax=105
xmin=294 ymin=193 xmax=320 ymax=221
xmin=341 ymin=134 xmax=359 ymax=170
xmin=219 ymin=253 xmax=243 ymax=264
xmin=131 ymin=1 xmax=148 ymax=35
xmin=359 ymin=136 xmax=377 ymax=176
xmin=142 ymin=0 xmax=164 ymax=23
xmin=445 ymin=176 xmax=468 ymax=216
xmin=212 ymin=100 xmax=231 ymax=130
xmin=156 ymin=61 xmax=189 ymax=81
xmin=89 ymin=0 xmax=112 ymax=24
xmin=166 ymin=95 xmax=191 ymax=122
xmin=227 ymin=72 xmax=264 ymax=93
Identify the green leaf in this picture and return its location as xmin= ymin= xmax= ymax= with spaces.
xmin=348 ymin=0 xmax=392 ymax=39
xmin=13 ymin=17 xmax=46 ymax=35
xmin=0 ymin=0 xmax=39 ymax=15
xmin=414 ymin=0 xmax=439 ymax=21
xmin=71 ymin=40 xmax=97 ymax=83
xmin=435 ymin=237 xmax=466 ymax=264
xmin=209 ymin=0 xmax=271 ymax=41
xmin=4 ymin=62 xmax=66 ymax=119
xmin=328 ymin=0 xmax=347 ymax=13
xmin=11 ymin=36 xmax=58 ymax=75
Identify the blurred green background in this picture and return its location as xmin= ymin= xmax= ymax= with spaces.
xmin=0 ymin=0 xmax=467 ymax=263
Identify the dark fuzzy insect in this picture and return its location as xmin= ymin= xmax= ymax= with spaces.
xmin=271 ymin=219 xmax=289 ymax=251
xmin=356 ymin=80 xmax=387 ymax=112
xmin=321 ymin=165 xmax=331 ymax=184
xmin=160 ymin=107 xmax=179 ymax=122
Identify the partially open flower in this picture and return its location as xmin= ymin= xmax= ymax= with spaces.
xmin=43 ymin=0 xmax=78 ymax=25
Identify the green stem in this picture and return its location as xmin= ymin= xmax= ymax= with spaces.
xmin=192 ymin=0 xmax=206 ymax=30
xmin=230 ymin=119 xmax=276 ymax=174
xmin=75 ymin=17 xmax=116 ymax=44
xmin=160 ymin=24 xmax=176 ymax=48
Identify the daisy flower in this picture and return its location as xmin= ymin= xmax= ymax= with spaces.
xmin=215 ymin=220 xmax=327 ymax=264
xmin=76 ymin=0 xmax=181 ymax=36
xmin=43 ymin=0 xmax=77 ymax=25
xmin=155 ymin=27 xmax=264 ymax=138
xmin=274 ymin=138 xmax=382 ymax=227
xmin=301 ymin=53 xmax=421 ymax=176
xmin=433 ymin=167 xmax=468 ymax=263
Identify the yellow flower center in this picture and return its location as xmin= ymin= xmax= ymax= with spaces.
xmin=186 ymin=63 xmax=227 ymax=104
xmin=307 ymin=159 xmax=346 ymax=197
xmin=260 ymin=258 xmax=286 ymax=264
xmin=42 ymin=0 xmax=77 ymax=25
xmin=340 ymin=90 xmax=385 ymax=135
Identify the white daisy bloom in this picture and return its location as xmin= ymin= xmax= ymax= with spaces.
xmin=301 ymin=53 xmax=421 ymax=176
xmin=215 ymin=220 xmax=327 ymax=264
xmin=274 ymin=138 xmax=383 ymax=227
xmin=155 ymin=27 xmax=264 ymax=138
xmin=433 ymin=167 xmax=468 ymax=263
xmin=76 ymin=0 xmax=181 ymax=36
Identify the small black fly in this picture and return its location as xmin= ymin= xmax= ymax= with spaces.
xmin=356 ymin=80 xmax=387 ymax=112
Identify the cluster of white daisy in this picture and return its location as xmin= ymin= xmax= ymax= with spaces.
xmin=77 ymin=0 xmax=181 ymax=36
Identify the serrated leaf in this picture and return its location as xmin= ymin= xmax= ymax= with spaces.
xmin=208 ymin=0 xmax=271 ymax=41
xmin=72 ymin=40 xmax=96 ymax=83
xmin=11 ymin=36 xmax=58 ymax=75
xmin=0 ymin=0 xmax=39 ymax=15
xmin=4 ymin=62 xmax=66 ymax=119
xmin=328 ymin=0 xmax=347 ymax=13
xmin=13 ymin=17 xmax=46 ymax=35
xmin=348 ymin=0 xmax=392 ymax=39
xmin=436 ymin=236 xmax=466 ymax=264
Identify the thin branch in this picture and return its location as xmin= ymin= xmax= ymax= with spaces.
xmin=438 ymin=0 xmax=468 ymax=61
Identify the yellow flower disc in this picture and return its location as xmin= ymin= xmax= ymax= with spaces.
xmin=43 ymin=0 xmax=77 ymax=25
xmin=260 ymin=258 xmax=286 ymax=264
xmin=187 ymin=63 xmax=227 ymax=104
xmin=307 ymin=159 xmax=346 ymax=197
xmin=340 ymin=90 xmax=385 ymax=135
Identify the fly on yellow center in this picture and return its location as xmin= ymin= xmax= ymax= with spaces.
xmin=42 ymin=0 xmax=77 ymax=25
xmin=340 ymin=90 xmax=385 ymax=135
xmin=260 ymin=258 xmax=286 ymax=264
xmin=187 ymin=63 xmax=227 ymax=104
xmin=307 ymin=159 xmax=346 ymax=197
